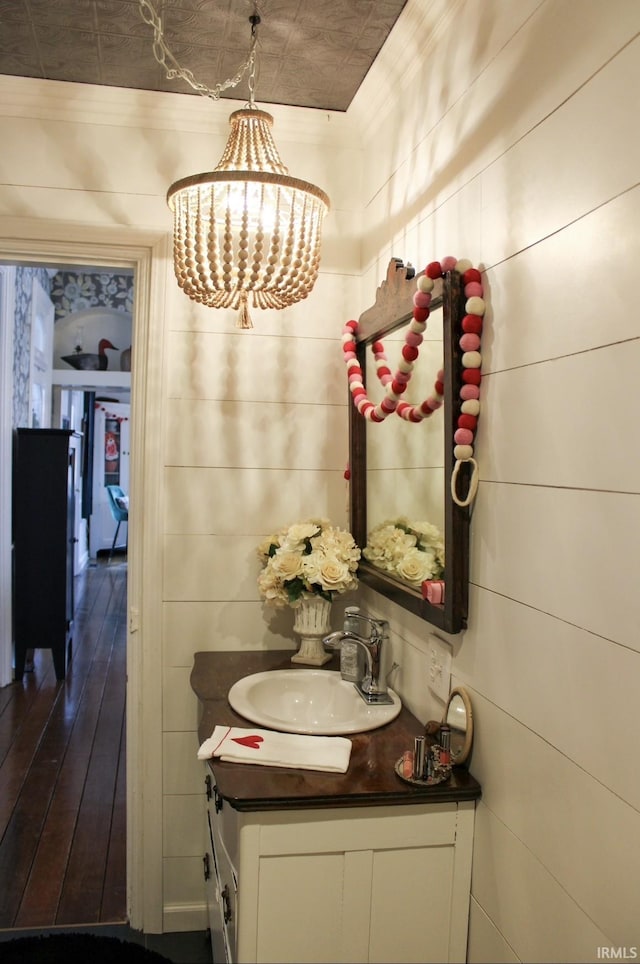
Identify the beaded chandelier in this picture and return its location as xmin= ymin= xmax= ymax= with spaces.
xmin=167 ymin=108 xmax=330 ymax=326
xmin=140 ymin=1 xmax=330 ymax=328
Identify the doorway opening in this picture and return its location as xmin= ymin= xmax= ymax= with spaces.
xmin=0 ymin=259 xmax=134 ymax=929
xmin=0 ymin=229 xmax=166 ymax=936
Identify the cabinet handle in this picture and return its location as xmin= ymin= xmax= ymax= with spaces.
xmin=221 ymin=884 xmax=232 ymax=924
xmin=205 ymin=775 xmax=223 ymax=811
xmin=203 ymin=852 xmax=211 ymax=881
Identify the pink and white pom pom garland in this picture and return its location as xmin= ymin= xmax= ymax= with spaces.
xmin=342 ymin=256 xmax=484 ymax=506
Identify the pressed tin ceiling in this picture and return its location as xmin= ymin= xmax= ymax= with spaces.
xmin=0 ymin=0 xmax=409 ymax=112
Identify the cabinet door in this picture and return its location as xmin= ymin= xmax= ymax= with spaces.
xmin=12 ymin=429 xmax=74 ymax=679
xmin=254 ymin=844 xmax=456 ymax=964
xmin=369 ymin=846 xmax=454 ymax=963
xmin=65 ymin=446 xmax=76 ymax=623
xmin=254 ymin=852 xmax=356 ymax=964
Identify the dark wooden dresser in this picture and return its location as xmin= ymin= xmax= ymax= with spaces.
xmin=12 ymin=428 xmax=77 ymax=680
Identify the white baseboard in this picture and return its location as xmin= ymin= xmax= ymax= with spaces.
xmin=162 ymin=902 xmax=208 ymax=934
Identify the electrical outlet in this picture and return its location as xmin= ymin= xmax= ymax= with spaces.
xmin=427 ymin=634 xmax=452 ymax=703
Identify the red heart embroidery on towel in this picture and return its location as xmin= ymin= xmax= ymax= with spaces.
xmin=232 ymin=735 xmax=264 ymax=750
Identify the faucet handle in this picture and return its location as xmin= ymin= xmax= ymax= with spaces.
xmin=371 ymin=618 xmax=389 ymax=641
xmin=345 ymin=612 xmax=388 ymax=639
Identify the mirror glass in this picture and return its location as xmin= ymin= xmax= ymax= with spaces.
xmin=349 ymin=261 xmax=471 ymax=634
xmin=365 ymin=304 xmax=445 ymax=542
xmin=445 ymin=686 xmax=473 ymax=765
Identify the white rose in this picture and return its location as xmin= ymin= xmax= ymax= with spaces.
xmin=395 ymin=547 xmax=440 ymax=586
xmin=270 ymin=549 xmax=304 ymax=581
xmin=284 ymin=522 xmax=321 ymax=550
xmin=303 ymin=553 xmax=351 ymax=593
xmin=412 ymin=521 xmax=442 ymax=545
xmin=257 ymin=568 xmax=287 ymax=607
xmin=363 ymin=544 xmax=395 ymax=570
xmin=318 ymin=556 xmax=351 ymax=592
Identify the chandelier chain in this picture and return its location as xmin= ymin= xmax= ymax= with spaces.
xmin=138 ymin=0 xmax=260 ymax=102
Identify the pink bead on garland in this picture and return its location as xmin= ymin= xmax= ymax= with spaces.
xmin=341 ymin=302 xmax=444 ymax=423
xmin=454 ymin=262 xmax=484 ymax=506
xmin=342 ymin=257 xmax=485 ymax=507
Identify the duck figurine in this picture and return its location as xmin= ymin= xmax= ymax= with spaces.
xmin=61 ymin=338 xmax=119 ymax=371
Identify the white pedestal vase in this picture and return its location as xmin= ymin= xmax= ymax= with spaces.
xmin=291 ymin=596 xmax=332 ymax=666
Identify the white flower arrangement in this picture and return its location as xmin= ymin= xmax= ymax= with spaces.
xmin=363 ymin=517 xmax=444 ymax=588
xmin=257 ymin=519 xmax=361 ymax=609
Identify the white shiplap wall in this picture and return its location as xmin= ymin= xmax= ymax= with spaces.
xmin=160 ymin=273 xmax=364 ymax=928
xmin=354 ymin=1 xmax=640 ymax=962
xmin=156 ymin=120 xmax=364 ymax=926
xmin=1 ymin=0 xmax=639 ymax=956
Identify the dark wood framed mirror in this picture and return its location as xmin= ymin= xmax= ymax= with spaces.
xmin=349 ymin=260 xmax=472 ymax=634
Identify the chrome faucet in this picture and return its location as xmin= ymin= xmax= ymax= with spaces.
xmin=323 ymin=614 xmax=394 ymax=705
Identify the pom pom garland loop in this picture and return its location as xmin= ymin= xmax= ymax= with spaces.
xmin=342 ymin=257 xmax=485 ymax=507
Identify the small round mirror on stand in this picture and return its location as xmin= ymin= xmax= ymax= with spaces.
xmin=444 ymin=686 xmax=473 ymax=765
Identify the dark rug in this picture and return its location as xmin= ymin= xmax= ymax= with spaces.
xmin=0 ymin=932 xmax=174 ymax=963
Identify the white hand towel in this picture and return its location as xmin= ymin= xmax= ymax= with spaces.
xmin=197 ymin=725 xmax=352 ymax=774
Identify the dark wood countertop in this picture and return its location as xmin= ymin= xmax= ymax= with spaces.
xmin=191 ymin=650 xmax=481 ymax=813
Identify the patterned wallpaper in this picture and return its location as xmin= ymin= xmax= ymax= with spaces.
xmin=12 ymin=268 xmax=135 ymax=428
xmin=50 ymin=271 xmax=134 ymax=321
xmin=12 ymin=266 xmax=51 ymax=429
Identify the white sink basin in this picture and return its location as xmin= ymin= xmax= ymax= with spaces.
xmin=228 ymin=669 xmax=402 ymax=736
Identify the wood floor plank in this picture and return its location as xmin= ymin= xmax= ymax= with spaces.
xmin=101 ymin=716 xmax=127 ymax=922
xmin=0 ymin=559 xmax=128 ymax=929
xmin=0 ymin=675 xmax=60 ymax=839
xmin=0 ymin=754 xmax=63 ymax=924
xmin=13 ymin=762 xmax=88 ymax=927
xmin=56 ymin=775 xmax=120 ymax=922
xmin=13 ymin=665 xmax=110 ymax=926
xmin=55 ymin=565 xmax=128 ymax=926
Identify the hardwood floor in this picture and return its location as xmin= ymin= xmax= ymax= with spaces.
xmin=0 ymin=557 xmax=127 ymax=929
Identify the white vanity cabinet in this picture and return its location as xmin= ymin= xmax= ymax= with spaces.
xmin=205 ymin=782 xmax=476 ymax=964
xmin=192 ymin=651 xmax=481 ymax=964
